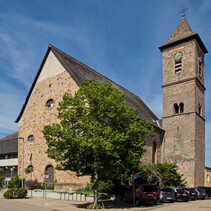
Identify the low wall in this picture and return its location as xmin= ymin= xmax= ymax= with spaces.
xmin=28 ymin=190 xmax=93 ymax=202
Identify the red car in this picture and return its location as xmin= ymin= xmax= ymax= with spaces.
xmin=123 ymin=184 xmax=159 ymax=205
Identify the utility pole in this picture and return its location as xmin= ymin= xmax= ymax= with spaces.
xmin=18 ymin=137 xmax=24 ymax=188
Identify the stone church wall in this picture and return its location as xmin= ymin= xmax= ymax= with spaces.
xmin=18 ymin=52 xmax=90 ymax=190
xmin=161 ymin=37 xmax=205 ymax=187
xmin=141 ymin=127 xmax=163 ymax=165
xmin=18 ymin=50 xmax=161 ymax=190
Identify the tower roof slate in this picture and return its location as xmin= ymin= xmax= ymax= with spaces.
xmin=164 ymin=17 xmax=195 ymax=45
xmin=159 ymin=17 xmax=208 ymax=53
xmin=16 ymin=45 xmax=162 ymax=129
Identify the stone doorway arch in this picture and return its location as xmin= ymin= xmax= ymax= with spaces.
xmin=45 ymin=165 xmax=54 ymax=184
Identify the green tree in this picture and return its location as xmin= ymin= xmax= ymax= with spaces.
xmin=138 ymin=162 xmax=186 ymax=187
xmin=43 ymin=79 xmax=154 ymax=204
xmin=0 ymin=167 xmax=3 ymax=175
xmin=0 ymin=167 xmax=4 ymax=187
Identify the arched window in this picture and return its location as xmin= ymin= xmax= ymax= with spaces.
xmin=179 ymin=102 xmax=184 ymax=113
xmin=174 ymin=51 xmax=183 ymax=72
xmin=27 ymin=165 xmax=33 ymax=173
xmin=152 ymin=141 xmax=157 ymax=164
xmin=174 ymin=103 xmax=179 ymax=114
xmin=28 ymin=135 xmax=34 ymax=143
xmin=45 ymin=165 xmax=54 ymax=183
xmin=175 ymin=60 xmax=182 ymax=72
xmin=174 ymin=102 xmax=184 ymax=115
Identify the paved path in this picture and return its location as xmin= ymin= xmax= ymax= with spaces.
xmin=1 ymin=190 xmax=211 ymax=211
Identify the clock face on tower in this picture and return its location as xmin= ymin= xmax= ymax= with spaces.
xmin=174 ymin=51 xmax=183 ymax=61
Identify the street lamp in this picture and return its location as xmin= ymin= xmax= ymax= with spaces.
xmin=18 ymin=137 xmax=24 ymax=188
xmin=10 ymin=167 xmax=15 ymax=178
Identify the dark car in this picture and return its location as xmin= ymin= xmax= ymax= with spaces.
xmin=197 ymin=187 xmax=211 ymax=199
xmin=173 ymin=188 xmax=189 ymax=202
xmin=124 ymin=184 xmax=159 ymax=205
xmin=188 ymin=188 xmax=198 ymax=200
xmin=159 ymin=187 xmax=175 ymax=203
xmin=184 ymin=188 xmax=190 ymax=198
xmin=196 ymin=188 xmax=208 ymax=199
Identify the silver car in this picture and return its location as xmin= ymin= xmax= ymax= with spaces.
xmin=159 ymin=187 xmax=176 ymax=203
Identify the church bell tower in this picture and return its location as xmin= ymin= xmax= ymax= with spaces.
xmin=159 ymin=16 xmax=208 ymax=187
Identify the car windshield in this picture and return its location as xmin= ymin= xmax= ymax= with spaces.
xmin=189 ymin=188 xmax=197 ymax=192
xmin=176 ymin=189 xmax=186 ymax=193
xmin=197 ymin=189 xmax=205 ymax=193
xmin=160 ymin=188 xmax=173 ymax=192
xmin=143 ymin=186 xmax=158 ymax=192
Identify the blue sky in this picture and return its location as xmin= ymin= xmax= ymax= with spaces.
xmin=0 ymin=0 xmax=211 ymax=166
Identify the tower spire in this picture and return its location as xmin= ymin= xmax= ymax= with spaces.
xmin=159 ymin=17 xmax=207 ymax=54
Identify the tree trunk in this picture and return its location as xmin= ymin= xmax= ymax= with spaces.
xmin=93 ymin=169 xmax=99 ymax=206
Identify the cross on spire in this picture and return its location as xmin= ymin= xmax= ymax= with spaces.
xmin=180 ymin=7 xmax=188 ymax=17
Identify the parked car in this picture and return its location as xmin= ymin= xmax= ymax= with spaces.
xmin=159 ymin=187 xmax=175 ymax=203
xmin=187 ymin=188 xmax=198 ymax=200
xmin=184 ymin=188 xmax=190 ymax=198
xmin=123 ymin=184 xmax=159 ymax=205
xmin=197 ymin=187 xmax=211 ymax=199
xmin=173 ymin=188 xmax=189 ymax=202
xmin=195 ymin=188 xmax=208 ymax=200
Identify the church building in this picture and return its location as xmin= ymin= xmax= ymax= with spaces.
xmin=15 ymin=16 xmax=207 ymax=189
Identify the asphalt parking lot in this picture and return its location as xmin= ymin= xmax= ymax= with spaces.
xmin=1 ymin=190 xmax=211 ymax=211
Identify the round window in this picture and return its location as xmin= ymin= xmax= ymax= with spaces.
xmin=46 ymin=99 xmax=54 ymax=109
xmin=28 ymin=135 xmax=34 ymax=143
xmin=27 ymin=165 xmax=34 ymax=173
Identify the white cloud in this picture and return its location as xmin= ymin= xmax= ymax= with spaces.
xmin=0 ymin=12 xmax=106 ymax=87
xmin=0 ymin=12 xmax=108 ymax=139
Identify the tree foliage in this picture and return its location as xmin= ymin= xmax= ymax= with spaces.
xmin=43 ymin=79 xmax=154 ymax=197
xmin=138 ymin=162 xmax=187 ymax=187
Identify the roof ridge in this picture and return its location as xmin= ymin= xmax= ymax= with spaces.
xmin=0 ymin=132 xmax=18 ymax=142
xmin=52 ymin=47 xmax=159 ymax=126
xmin=16 ymin=45 xmax=160 ymax=128
xmin=159 ymin=18 xmax=208 ymax=53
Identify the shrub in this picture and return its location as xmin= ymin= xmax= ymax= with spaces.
xmin=45 ymin=182 xmax=55 ymax=190
xmin=25 ymin=179 xmax=44 ymax=190
xmin=25 ymin=179 xmax=55 ymax=190
xmin=75 ymin=181 xmax=113 ymax=196
xmin=3 ymin=188 xmax=27 ymax=199
xmin=86 ymin=203 xmax=102 ymax=209
xmin=137 ymin=162 xmax=187 ymax=187
xmin=0 ymin=176 xmax=5 ymax=187
xmin=3 ymin=189 xmax=13 ymax=199
xmin=75 ymin=183 xmax=93 ymax=195
xmin=14 ymin=188 xmax=28 ymax=198
xmin=8 ymin=176 xmax=22 ymax=188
